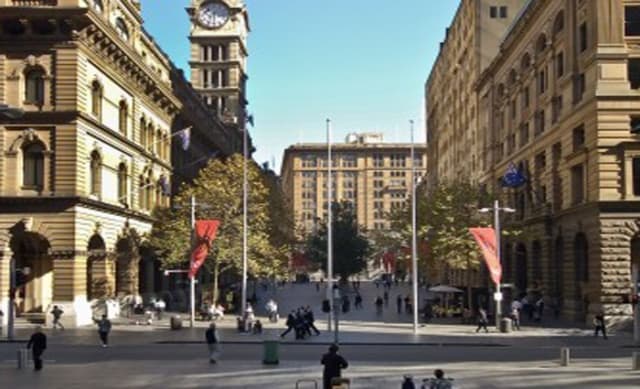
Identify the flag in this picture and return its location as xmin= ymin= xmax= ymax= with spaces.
xmin=158 ymin=176 xmax=170 ymax=196
xmin=469 ymin=227 xmax=502 ymax=286
xmin=178 ymin=126 xmax=191 ymax=151
xmin=189 ymin=220 xmax=220 ymax=279
xmin=501 ymin=162 xmax=527 ymax=188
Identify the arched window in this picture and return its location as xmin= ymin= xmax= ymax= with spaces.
xmin=147 ymin=124 xmax=154 ymax=152
xmin=536 ymin=34 xmax=548 ymax=54
xmin=164 ymin=135 xmax=170 ymax=160
xmin=521 ymin=53 xmax=531 ymax=71
xmin=509 ymin=69 xmax=517 ymax=84
xmin=139 ymin=117 xmax=146 ymax=148
xmin=118 ymin=163 xmax=127 ymax=204
xmin=91 ymin=81 xmax=102 ymax=119
xmin=118 ymin=100 xmax=128 ymax=134
xmin=23 ymin=142 xmax=45 ymax=188
xmin=553 ymin=11 xmax=565 ymax=37
xmin=25 ymin=67 xmax=45 ymax=105
xmin=115 ymin=18 xmax=129 ymax=41
xmin=138 ymin=176 xmax=147 ymax=210
xmin=90 ymin=151 xmax=102 ymax=196
xmin=145 ymin=177 xmax=153 ymax=209
xmin=155 ymin=129 xmax=162 ymax=155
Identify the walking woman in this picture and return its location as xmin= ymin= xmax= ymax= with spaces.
xmin=206 ymin=323 xmax=221 ymax=363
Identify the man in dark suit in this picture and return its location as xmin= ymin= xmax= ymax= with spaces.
xmin=321 ymin=344 xmax=348 ymax=389
xmin=26 ymin=326 xmax=47 ymax=371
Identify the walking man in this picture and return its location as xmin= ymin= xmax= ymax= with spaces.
xmin=321 ymin=344 xmax=349 ymax=389
xmin=96 ymin=314 xmax=112 ymax=347
xmin=594 ymin=311 xmax=608 ymax=339
xmin=304 ymin=306 xmax=321 ymax=336
xmin=50 ymin=305 xmax=64 ymax=331
xmin=26 ymin=326 xmax=47 ymax=371
xmin=396 ymin=294 xmax=403 ymax=314
xmin=205 ymin=323 xmax=221 ymax=363
xmin=476 ymin=308 xmax=489 ymax=333
xmin=280 ymin=311 xmax=296 ymax=338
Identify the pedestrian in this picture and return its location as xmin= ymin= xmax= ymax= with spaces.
xmin=476 ymin=308 xmax=489 ymax=333
xmin=26 ymin=326 xmax=47 ymax=371
xmin=304 ymin=306 xmax=321 ymax=336
xmin=383 ymin=290 xmax=389 ymax=306
xmin=511 ymin=307 xmax=520 ymax=330
xmin=594 ymin=311 xmax=608 ymax=339
xmin=427 ymin=369 xmax=453 ymax=389
xmin=154 ymin=298 xmax=166 ymax=320
xmin=404 ymin=296 xmax=411 ymax=313
xmin=316 ymin=282 xmax=320 ymax=292
xmin=96 ymin=314 xmax=112 ymax=347
xmin=397 ymin=294 xmax=403 ymax=314
xmin=535 ymin=297 xmax=544 ymax=322
xmin=342 ymin=295 xmax=350 ymax=313
xmin=375 ymin=279 xmax=380 ymax=289
xmin=354 ymin=293 xmax=363 ymax=309
xmin=205 ymin=322 xmax=221 ymax=363
xmin=280 ymin=311 xmax=296 ymax=338
xmin=253 ymin=319 xmax=263 ymax=334
xmin=375 ymin=296 xmax=384 ymax=315
xmin=402 ymin=375 xmax=416 ymax=389
xmin=50 ymin=305 xmax=64 ymax=330
xmin=321 ymin=344 xmax=349 ymax=389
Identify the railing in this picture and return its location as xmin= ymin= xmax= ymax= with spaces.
xmin=11 ymin=0 xmax=58 ymax=5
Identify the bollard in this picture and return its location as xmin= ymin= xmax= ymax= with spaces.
xmin=633 ymin=352 xmax=640 ymax=371
xmin=17 ymin=349 xmax=28 ymax=369
xmin=560 ymin=347 xmax=570 ymax=366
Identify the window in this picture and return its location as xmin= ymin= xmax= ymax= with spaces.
xmin=629 ymin=59 xmax=640 ymax=89
xmin=146 ymin=123 xmax=154 ymax=152
xmin=499 ymin=6 xmax=507 ymax=18
xmin=115 ymin=17 xmax=129 ymax=41
xmin=572 ymin=125 xmax=585 ymax=151
xmin=625 ymin=6 xmax=640 ymax=36
xmin=390 ymin=154 xmax=406 ymax=168
xmin=489 ymin=6 xmax=497 ymax=18
xmin=631 ymin=116 xmax=640 ymax=134
xmin=139 ymin=118 xmax=147 ymax=147
xmin=519 ymin=122 xmax=529 ymax=147
xmin=91 ymin=81 xmax=102 ymax=119
xmin=552 ymin=95 xmax=563 ymax=123
xmin=571 ymin=164 xmax=584 ymax=204
xmin=553 ymin=11 xmax=565 ymax=36
xmin=579 ymin=22 xmax=587 ymax=52
xmin=573 ymin=73 xmax=586 ymax=104
xmin=535 ymin=110 xmax=545 ymax=136
xmin=522 ymin=86 xmax=530 ymax=108
xmin=535 ymin=152 xmax=546 ymax=172
xmin=118 ymin=100 xmax=128 ymax=134
xmin=25 ymin=67 xmax=45 ymax=105
xmin=633 ymin=158 xmax=640 ymax=196
xmin=118 ymin=163 xmax=127 ymax=204
xmin=373 ymin=154 xmax=384 ymax=168
xmin=342 ymin=154 xmax=357 ymax=168
xmin=538 ymin=68 xmax=547 ymax=95
xmin=510 ymin=99 xmax=516 ymax=119
xmin=23 ymin=142 xmax=44 ymax=188
xmin=90 ymin=151 xmax=102 ymax=196
xmin=556 ymin=52 xmax=564 ymax=78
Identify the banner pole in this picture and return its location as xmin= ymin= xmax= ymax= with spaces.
xmin=494 ymin=200 xmax=502 ymax=329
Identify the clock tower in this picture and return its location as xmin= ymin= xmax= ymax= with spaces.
xmin=187 ymin=0 xmax=249 ymax=128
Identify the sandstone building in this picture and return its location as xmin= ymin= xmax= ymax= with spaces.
xmin=0 ymin=0 xmax=245 ymax=327
xmin=281 ymin=134 xmax=426 ymax=236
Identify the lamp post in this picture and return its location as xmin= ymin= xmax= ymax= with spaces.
xmin=410 ymin=120 xmax=419 ymax=334
xmin=241 ymin=119 xmax=249 ymax=320
xmin=326 ymin=118 xmax=334 ymax=332
xmin=1 ymin=104 xmax=24 ymax=340
xmin=479 ymin=200 xmax=515 ymax=329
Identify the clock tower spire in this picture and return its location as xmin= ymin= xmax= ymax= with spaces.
xmin=187 ymin=0 xmax=249 ymax=129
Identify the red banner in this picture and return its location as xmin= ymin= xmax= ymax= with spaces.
xmin=189 ymin=220 xmax=220 ymax=279
xmin=469 ymin=227 xmax=502 ymax=286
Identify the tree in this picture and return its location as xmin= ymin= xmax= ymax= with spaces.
xmin=147 ymin=154 xmax=290 ymax=305
xmin=305 ymin=201 xmax=370 ymax=281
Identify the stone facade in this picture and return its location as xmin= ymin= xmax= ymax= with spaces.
xmin=427 ymin=0 xmax=640 ymax=324
xmin=280 ymin=134 xmax=426 ymax=236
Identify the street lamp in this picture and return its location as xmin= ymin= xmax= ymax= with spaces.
xmin=326 ymin=118 xmax=334 ymax=332
xmin=479 ymin=200 xmax=515 ymax=329
xmin=410 ymin=120 xmax=419 ymax=334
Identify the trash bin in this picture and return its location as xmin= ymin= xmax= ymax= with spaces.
xmin=500 ymin=317 xmax=512 ymax=333
xmin=17 ymin=348 xmax=29 ymax=369
xmin=170 ymin=315 xmax=182 ymax=330
xmin=262 ymin=340 xmax=279 ymax=365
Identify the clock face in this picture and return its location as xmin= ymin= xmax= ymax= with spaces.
xmin=198 ymin=2 xmax=230 ymax=29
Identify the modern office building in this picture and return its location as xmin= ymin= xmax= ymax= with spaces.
xmin=281 ymin=133 xmax=427 ymax=236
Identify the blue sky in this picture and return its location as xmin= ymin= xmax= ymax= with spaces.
xmin=141 ymin=0 xmax=459 ymax=170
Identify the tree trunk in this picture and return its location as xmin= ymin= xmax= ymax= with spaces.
xmin=466 ymin=259 xmax=473 ymax=310
xmin=212 ymin=260 xmax=220 ymax=304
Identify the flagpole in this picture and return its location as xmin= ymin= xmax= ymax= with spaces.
xmin=326 ymin=118 xmax=334 ymax=333
xmin=190 ymin=195 xmax=196 ymax=328
xmin=493 ymin=200 xmax=502 ymax=330
xmin=410 ymin=120 xmax=419 ymax=334
xmin=241 ymin=117 xmax=249 ymax=323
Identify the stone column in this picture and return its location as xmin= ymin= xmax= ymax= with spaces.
xmin=51 ymin=254 xmax=92 ymax=327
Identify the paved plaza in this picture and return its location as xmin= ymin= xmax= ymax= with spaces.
xmin=1 ymin=282 xmax=639 ymax=388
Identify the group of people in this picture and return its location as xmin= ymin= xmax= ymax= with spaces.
xmin=280 ymin=306 xmax=320 ymax=339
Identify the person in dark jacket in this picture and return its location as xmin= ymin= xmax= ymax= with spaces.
xmin=26 ymin=326 xmax=47 ymax=371
xmin=476 ymin=308 xmax=489 ymax=333
xmin=96 ymin=314 xmax=112 ymax=347
xmin=594 ymin=311 xmax=608 ymax=339
xmin=280 ymin=311 xmax=296 ymax=338
xmin=321 ymin=344 xmax=348 ymax=389
xmin=205 ymin=323 xmax=220 ymax=363
xmin=304 ymin=306 xmax=320 ymax=336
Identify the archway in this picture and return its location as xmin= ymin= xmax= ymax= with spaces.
xmin=515 ymin=243 xmax=528 ymax=296
xmin=87 ymin=234 xmax=107 ymax=301
xmin=574 ymin=233 xmax=589 ymax=321
xmin=9 ymin=220 xmax=52 ymax=314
